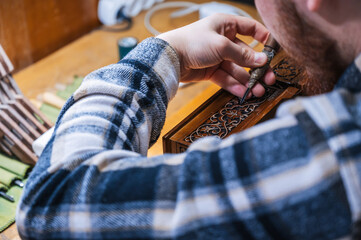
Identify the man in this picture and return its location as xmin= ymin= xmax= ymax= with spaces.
xmin=17 ymin=0 xmax=361 ymax=239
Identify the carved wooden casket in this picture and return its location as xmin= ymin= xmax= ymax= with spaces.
xmin=163 ymin=50 xmax=308 ymax=153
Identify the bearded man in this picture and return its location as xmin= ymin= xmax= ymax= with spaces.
xmin=17 ymin=0 xmax=361 ymax=239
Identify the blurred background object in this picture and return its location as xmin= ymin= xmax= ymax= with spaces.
xmin=0 ymin=0 xmax=100 ymax=73
xmin=98 ymin=0 xmax=164 ymax=26
xmin=144 ymin=1 xmax=258 ymax=48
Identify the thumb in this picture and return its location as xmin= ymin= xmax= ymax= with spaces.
xmin=221 ymin=39 xmax=268 ymax=68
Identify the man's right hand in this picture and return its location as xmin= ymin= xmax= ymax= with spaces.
xmin=157 ymin=13 xmax=276 ymax=98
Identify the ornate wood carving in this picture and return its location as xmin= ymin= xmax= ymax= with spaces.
xmin=163 ymin=51 xmax=307 ymax=154
xmin=273 ymin=58 xmax=301 ymax=83
xmin=184 ymin=83 xmax=287 ymax=143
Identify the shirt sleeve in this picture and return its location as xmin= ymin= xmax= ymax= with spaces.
xmin=16 ymin=37 xmax=353 ymax=239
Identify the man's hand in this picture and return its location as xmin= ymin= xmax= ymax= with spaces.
xmin=157 ymin=13 xmax=276 ymax=98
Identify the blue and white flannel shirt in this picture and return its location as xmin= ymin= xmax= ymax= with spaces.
xmin=16 ymin=38 xmax=361 ymax=239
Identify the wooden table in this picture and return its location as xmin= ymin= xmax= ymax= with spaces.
xmin=1 ymin=1 xmax=261 ymax=238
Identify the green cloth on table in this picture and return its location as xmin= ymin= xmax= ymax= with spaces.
xmin=56 ymin=76 xmax=83 ymax=100
xmin=40 ymin=103 xmax=61 ymax=124
xmin=0 ymin=154 xmax=31 ymax=178
xmin=56 ymin=89 xmax=72 ymax=100
xmin=0 ymin=184 xmax=25 ymax=232
xmin=0 ymin=154 xmax=30 ymax=233
xmin=40 ymin=76 xmax=83 ymax=123
xmin=0 ymin=168 xmax=19 ymax=188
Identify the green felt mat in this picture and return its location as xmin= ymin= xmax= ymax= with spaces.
xmin=42 ymin=76 xmax=83 ymax=123
xmin=0 ymin=184 xmax=24 ymax=232
xmin=40 ymin=103 xmax=61 ymax=124
xmin=56 ymin=75 xmax=83 ymax=100
xmin=0 ymin=154 xmax=31 ymax=178
xmin=0 ymin=154 xmax=30 ymax=233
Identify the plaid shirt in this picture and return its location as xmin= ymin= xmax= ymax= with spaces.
xmin=17 ymin=38 xmax=361 ymax=239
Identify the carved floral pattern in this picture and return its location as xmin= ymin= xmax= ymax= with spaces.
xmin=184 ymin=58 xmax=299 ymax=143
xmin=273 ymin=58 xmax=300 ymax=82
xmin=184 ymin=84 xmax=284 ymax=143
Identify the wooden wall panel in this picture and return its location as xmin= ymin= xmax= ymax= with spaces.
xmin=0 ymin=0 xmax=100 ymax=72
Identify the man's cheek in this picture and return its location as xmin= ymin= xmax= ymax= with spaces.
xmin=255 ymin=1 xmax=276 ymax=30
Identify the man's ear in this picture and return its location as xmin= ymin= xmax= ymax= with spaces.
xmin=307 ymin=0 xmax=322 ymax=11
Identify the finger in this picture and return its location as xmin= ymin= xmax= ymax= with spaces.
xmin=220 ymin=36 xmax=268 ymax=68
xmin=210 ymin=68 xmax=248 ymax=97
xmin=236 ymin=38 xmax=269 ymax=66
xmin=212 ymin=14 xmax=269 ymax=43
xmin=231 ymin=15 xmax=270 ymax=44
xmin=221 ymin=61 xmax=272 ymax=97
xmin=221 ymin=61 xmax=275 ymax=86
xmin=263 ymin=68 xmax=276 ymax=85
xmin=231 ymin=40 xmax=276 ymax=86
xmin=250 ymin=69 xmax=276 ymax=97
xmin=220 ymin=61 xmax=250 ymax=85
xmin=251 ymin=83 xmax=266 ymax=97
xmin=250 ymin=69 xmax=275 ymax=97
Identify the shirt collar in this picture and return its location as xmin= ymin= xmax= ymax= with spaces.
xmin=335 ymin=53 xmax=361 ymax=92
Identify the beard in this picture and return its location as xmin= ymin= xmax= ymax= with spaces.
xmin=273 ymin=0 xmax=345 ymax=95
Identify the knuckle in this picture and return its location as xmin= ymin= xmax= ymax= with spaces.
xmin=216 ymin=38 xmax=229 ymax=52
xmin=240 ymin=48 xmax=253 ymax=64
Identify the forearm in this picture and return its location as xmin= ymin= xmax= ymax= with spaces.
xmin=56 ymin=37 xmax=179 ymax=156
